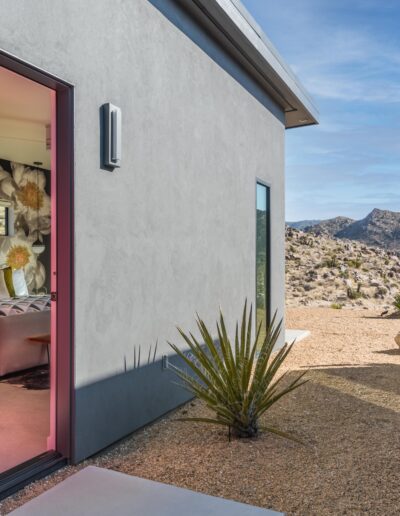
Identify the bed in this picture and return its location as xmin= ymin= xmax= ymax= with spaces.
xmin=0 ymin=295 xmax=51 ymax=377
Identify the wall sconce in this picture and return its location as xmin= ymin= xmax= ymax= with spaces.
xmin=102 ymin=103 xmax=121 ymax=168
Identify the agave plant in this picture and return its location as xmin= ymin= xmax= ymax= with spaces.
xmin=168 ymin=301 xmax=307 ymax=441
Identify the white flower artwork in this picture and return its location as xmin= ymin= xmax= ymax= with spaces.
xmin=0 ymin=161 xmax=51 ymax=293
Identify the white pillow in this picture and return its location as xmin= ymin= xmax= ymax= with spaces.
xmin=12 ymin=268 xmax=29 ymax=297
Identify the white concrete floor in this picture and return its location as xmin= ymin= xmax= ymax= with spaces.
xmin=0 ymin=381 xmax=49 ymax=473
xmin=10 ymin=466 xmax=283 ymax=515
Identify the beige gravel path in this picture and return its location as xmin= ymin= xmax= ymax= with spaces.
xmin=1 ymin=308 xmax=399 ymax=515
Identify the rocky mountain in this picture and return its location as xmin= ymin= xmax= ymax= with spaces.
xmin=336 ymin=209 xmax=400 ymax=250
xmin=286 ymin=219 xmax=321 ymax=231
xmin=306 ymin=216 xmax=355 ymax=237
xmin=291 ymin=209 xmax=400 ymax=251
xmin=286 ymin=225 xmax=400 ymax=309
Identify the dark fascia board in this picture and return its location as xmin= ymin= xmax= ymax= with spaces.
xmin=178 ymin=0 xmax=319 ymax=128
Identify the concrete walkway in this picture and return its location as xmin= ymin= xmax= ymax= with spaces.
xmin=285 ymin=329 xmax=310 ymax=344
xmin=10 ymin=466 xmax=283 ymax=515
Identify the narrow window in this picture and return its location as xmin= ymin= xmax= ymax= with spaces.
xmin=256 ymin=182 xmax=270 ymax=342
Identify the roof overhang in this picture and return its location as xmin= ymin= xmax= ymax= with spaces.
xmin=177 ymin=0 xmax=319 ymax=128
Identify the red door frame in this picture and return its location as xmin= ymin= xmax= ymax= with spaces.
xmin=0 ymin=50 xmax=74 ymax=460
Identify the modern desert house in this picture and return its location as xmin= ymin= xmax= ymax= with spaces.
xmin=0 ymin=0 xmax=318 ymax=497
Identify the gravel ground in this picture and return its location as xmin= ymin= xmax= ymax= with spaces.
xmin=1 ymin=308 xmax=400 ymax=515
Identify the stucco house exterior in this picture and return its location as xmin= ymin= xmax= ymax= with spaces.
xmin=0 ymin=0 xmax=318 ymax=497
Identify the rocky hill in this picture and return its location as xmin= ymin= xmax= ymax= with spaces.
xmin=297 ymin=209 xmax=400 ymax=251
xmin=286 ymin=225 xmax=400 ymax=309
xmin=336 ymin=209 xmax=400 ymax=250
xmin=306 ymin=216 xmax=354 ymax=237
xmin=286 ymin=219 xmax=321 ymax=231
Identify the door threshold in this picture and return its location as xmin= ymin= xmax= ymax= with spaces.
xmin=0 ymin=451 xmax=66 ymax=501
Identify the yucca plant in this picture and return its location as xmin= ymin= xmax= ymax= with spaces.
xmin=168 ymin=301 xmax=307 ymax=441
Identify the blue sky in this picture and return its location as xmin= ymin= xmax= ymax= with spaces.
xmin=242 ymin=0 xmax=400 ymax=221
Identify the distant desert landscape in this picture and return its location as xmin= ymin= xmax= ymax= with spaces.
xmin=286 ymin=210 xmax=400 ymax=310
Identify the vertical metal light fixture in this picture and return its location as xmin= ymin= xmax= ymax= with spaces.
xmin=102 ymin=103 xmax=122 ymax=168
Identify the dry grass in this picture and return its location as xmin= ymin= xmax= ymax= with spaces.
xmin=1 ymin=308 xmax=400 ymax=515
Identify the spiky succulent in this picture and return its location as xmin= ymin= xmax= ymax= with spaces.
xmin=168 ymin=301 xmax=307 ymax=441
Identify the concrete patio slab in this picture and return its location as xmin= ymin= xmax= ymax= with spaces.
xmin=285 ymin=329 xmax=311 ymax=344
xmin=10 ymin=466 xmax=283 ymax=516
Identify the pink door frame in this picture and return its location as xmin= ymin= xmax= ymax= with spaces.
xmin=0 ymin=50 xmax=74 ymax=461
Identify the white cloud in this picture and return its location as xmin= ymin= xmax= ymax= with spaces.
xmin=304 ymin=74 xmax=400 ymax=103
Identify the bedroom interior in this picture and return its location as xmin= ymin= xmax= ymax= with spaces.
xmin=0 ymin=66 xmax=53 ymax=474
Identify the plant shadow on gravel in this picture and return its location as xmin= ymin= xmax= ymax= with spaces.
xmin=374 ymin=348 xmax=400 ymax=356
xmin=316 ymin=362 xmax=400 ymax=396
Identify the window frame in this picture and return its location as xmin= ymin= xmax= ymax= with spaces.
xmin=255 ymin=180 xmax=271 ymax=330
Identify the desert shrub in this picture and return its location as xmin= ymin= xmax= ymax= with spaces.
xmin=375 ymin=286 xmax=388 ymax=298
xmin=330 ymin=303 xmax=343 ymax=309
xmin=168 ymin=301 xmax=307 ymax=441
xmin=306 ymin=269 xmax=318 ymax=280
xmin=347 ymin=258 xmax=362 ymax=268
xmin=324 ymin=255 xmax=338 ymax=268
xmin=298 ymin=235 xmax=314 ymax=246
xmin=393 ymin=294 xmax=400 ymax=311
xmin=347 ymin=283 xmax=362 ymax=300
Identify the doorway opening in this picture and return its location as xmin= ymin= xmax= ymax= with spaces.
xmin=0 ymin=54 xmax=73 ymax=495
xmin=0 ymin=66 xmax=54 ymax=473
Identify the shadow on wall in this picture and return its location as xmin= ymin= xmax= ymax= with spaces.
xmin=73 ymin=351 xmax=193 ymax=463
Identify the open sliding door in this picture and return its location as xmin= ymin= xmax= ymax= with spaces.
xmin=0 ymin=52 xmax=73 ymax=499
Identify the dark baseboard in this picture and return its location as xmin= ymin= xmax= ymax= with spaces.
xmin=0 ymin=451 xmax=66 ymax=501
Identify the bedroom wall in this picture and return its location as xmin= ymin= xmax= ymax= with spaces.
xmin=0 ymin=119 xmax=51 ymax=170
xmin=0 ymin=0 xmax=285 ymax=461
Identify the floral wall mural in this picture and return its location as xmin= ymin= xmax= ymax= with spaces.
xmin=0 ymin=159 xmax=51 ymax=294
